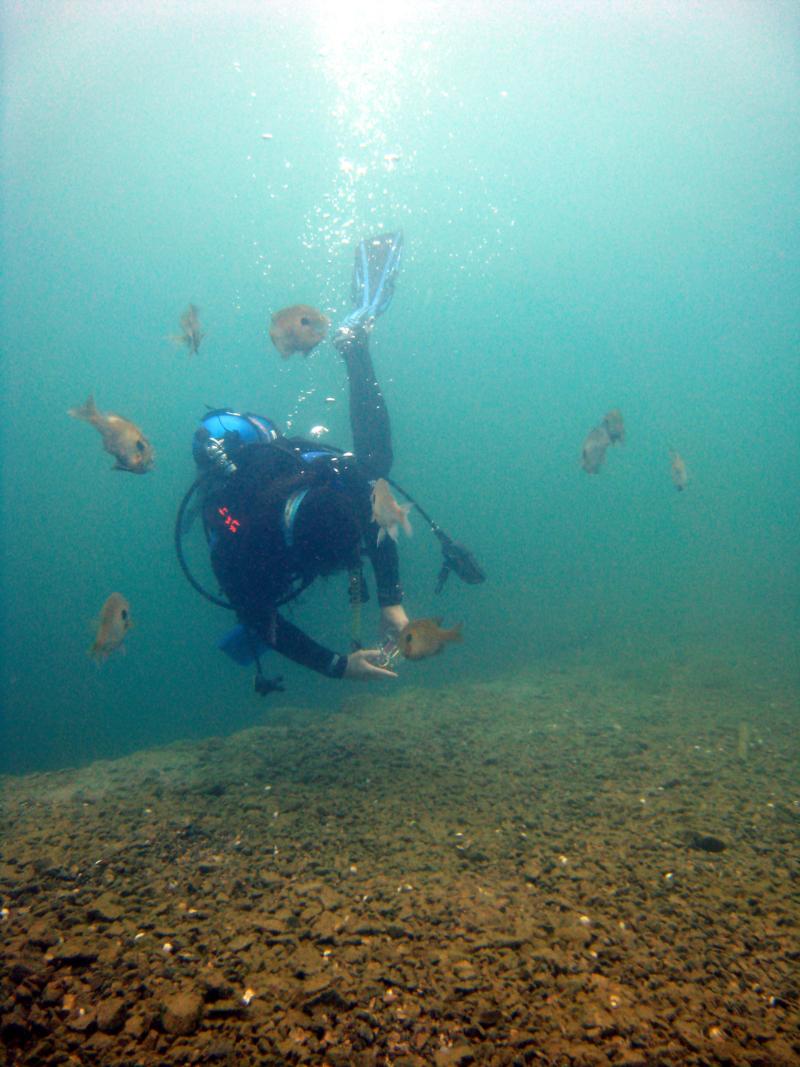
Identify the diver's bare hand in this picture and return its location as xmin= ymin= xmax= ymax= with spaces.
xmin=380 ymin=603 xmax=410 ymax=640
xmin=345 ymin=649 xmax=398 ymax=680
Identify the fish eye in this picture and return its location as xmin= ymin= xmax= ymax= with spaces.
xmin=136 ymin=440 xmax=146 ymax=452
xmin=121 ymin=609 xmax=128 ymax=620
xmin=300 ymin=316 xmax=310 ymax=326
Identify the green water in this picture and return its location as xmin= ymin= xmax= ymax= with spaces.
xmin=2 ymin=2 xmax=798 ymax=773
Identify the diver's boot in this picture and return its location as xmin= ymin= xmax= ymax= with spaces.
xmin=333 ymin=319 xmax=370 ymax=354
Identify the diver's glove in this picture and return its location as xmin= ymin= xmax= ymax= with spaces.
xmin=434 ymin=531 xmax=486 ymax=594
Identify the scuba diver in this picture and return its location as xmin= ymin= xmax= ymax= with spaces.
xmin=176 ymin=232 xmax=485 ymax=693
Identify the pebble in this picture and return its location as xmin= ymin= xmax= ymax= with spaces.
xmin=161 ymin=990 xmax=203 ymax=1035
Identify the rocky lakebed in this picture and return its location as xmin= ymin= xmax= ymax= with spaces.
xmin=1 ymin=646 xmax=798 ymax=1066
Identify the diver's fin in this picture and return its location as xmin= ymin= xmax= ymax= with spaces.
xmin=340 ymin=231 xmax=403 ymax=333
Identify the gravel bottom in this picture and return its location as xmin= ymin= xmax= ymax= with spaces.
xmin=1 ymin=646 xmax=798 ymax=1066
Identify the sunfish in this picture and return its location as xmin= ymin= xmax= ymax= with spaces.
xmin=69 ymin=395 xmax=155 ymax=473
xmin=371 ymin=478 xmax=413 ymax=545
xmin=90 ymin=593 xmax=133 ymax=664
xmin=581 ymin=425 xmax=611 ymax=474
xmin=669 ymin=449 xmax=689 ymax=491
xmin=269 ymin=305 xmax=329 ymax=358
xmin=399 ymin=617 xmax=463 ymax=661
xmin=172 ymin=303 xmax=205 ymax=355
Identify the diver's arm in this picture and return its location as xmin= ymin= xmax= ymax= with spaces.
xmin=364 ymin=526 xmax=403 ymax=607
xmin=364 ymin=525 xmax=409 ymax=636
xmin=270 ymin=614 xmax=396 ymax=680
xmin=271 ymin=614 xmax=348 ymax=678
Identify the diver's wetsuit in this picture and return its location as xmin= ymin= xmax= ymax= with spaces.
xmin=207 ymin=328 xmax=402 ymax=678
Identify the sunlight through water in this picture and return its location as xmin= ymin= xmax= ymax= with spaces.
xmin=303 ymin=0 xmax=433 ymax=263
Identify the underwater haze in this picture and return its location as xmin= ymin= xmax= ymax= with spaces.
xmin=1 ymin=0 xmax=798 ymax=774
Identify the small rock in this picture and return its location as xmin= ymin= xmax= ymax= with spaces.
xmin=96 ymin=996 xmax=126 ymax=1034
xmin=123 ymin=1011 xmax=152 ymax=1039
xmin=49 ymin=939 xmax=99 ymax=966
xmin=87 ymin=893 xmax=123 ymax=922
xmin=0 ymin=1012 xmax=30 ymax=1043
xmin=200 ymin=970 xmax=234 ymax=1001
xmin=202 ymin=1038 xmax=234 ymax=1061
xmin=65 ymin=1007 xmax=96 ymax=1033
xmin=522 ymin=860 xmax=543 ymax=883
xmin=204 ymin=999 xmax=245 ymax=1019
xmin=161 ymin=990 xmax=203 ymax=1035
xmin=682 ymin=831 xmax=727 ymax=853
xmin=477 ymin=1007 xmax=501 ymax=1028
xmin=435 ymin=1045 xmax=474 ymax=1067
xmin=27 ymin=920 xmax=59 ymax=949
xmin=41 ymin=982 xmax=62 ymax=1006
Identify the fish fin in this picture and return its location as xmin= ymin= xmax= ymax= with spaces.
xmin=448 ymin=623 xmax=464 ymax=643
xmin=376 ymin=527 xmax=386 ymax=546
xmin=387 ymin=524 xmax=400 ymax=543
xmin=68 ymin=394 xmax=98 ymax=422
xmin=401 ymin=505 xmax=413 ymax=537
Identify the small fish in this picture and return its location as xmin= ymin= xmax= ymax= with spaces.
xmin=172 ymin=303 xmax=205 ymax=355
xmin=399 ymin=617 xmax=463 ymax=661
xmin=269 ymin=304 xmax=329 ymax=358
xmin=69 ymin=395 xmax=155 ymax=473
xmin=669 ymin=449 xmax=689 ymax=491
xmin=90 ymin=593 xmax=132 ymax=664
xmin=603 ymin=408 xmax=625 ymax=445
xmin=371 ymin=478 xmax=413 ymax=545
xmin=581 ymin=425 xmax=611 ymax=474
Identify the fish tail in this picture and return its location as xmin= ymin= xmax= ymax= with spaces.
xmin=448 ymin=623 xmax=464 ymax=643
xmin=68 ymin=394 xmax=98 ymax=422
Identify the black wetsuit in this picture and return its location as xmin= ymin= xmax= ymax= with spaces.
xmin=207 ymin=332 xmax=402 ymax=678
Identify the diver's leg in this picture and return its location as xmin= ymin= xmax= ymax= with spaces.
xmin=334 ymin=327 xmax=393 ymax=477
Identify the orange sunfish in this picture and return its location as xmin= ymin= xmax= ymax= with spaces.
xmin=69 ymin=395 xmax=155 ymax=473
xmin=269 ymin=305 xmax=329 ymax=358
xmin=371 ymin=478 xmax=413 ymax=545
xmin=172 ymin=303 xmax=205 ymax=355
xmin=399 ymin=617 xmax=463 ymax=661
xmin=90 ymin=593 xmax=132 ymax=664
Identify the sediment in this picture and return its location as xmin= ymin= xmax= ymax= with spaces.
xmin=1 ymin=649 xmax=798 ymax=1066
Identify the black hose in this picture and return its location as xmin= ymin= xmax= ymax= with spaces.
xmin=174 ymin=476 xmax=233 ymax=610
